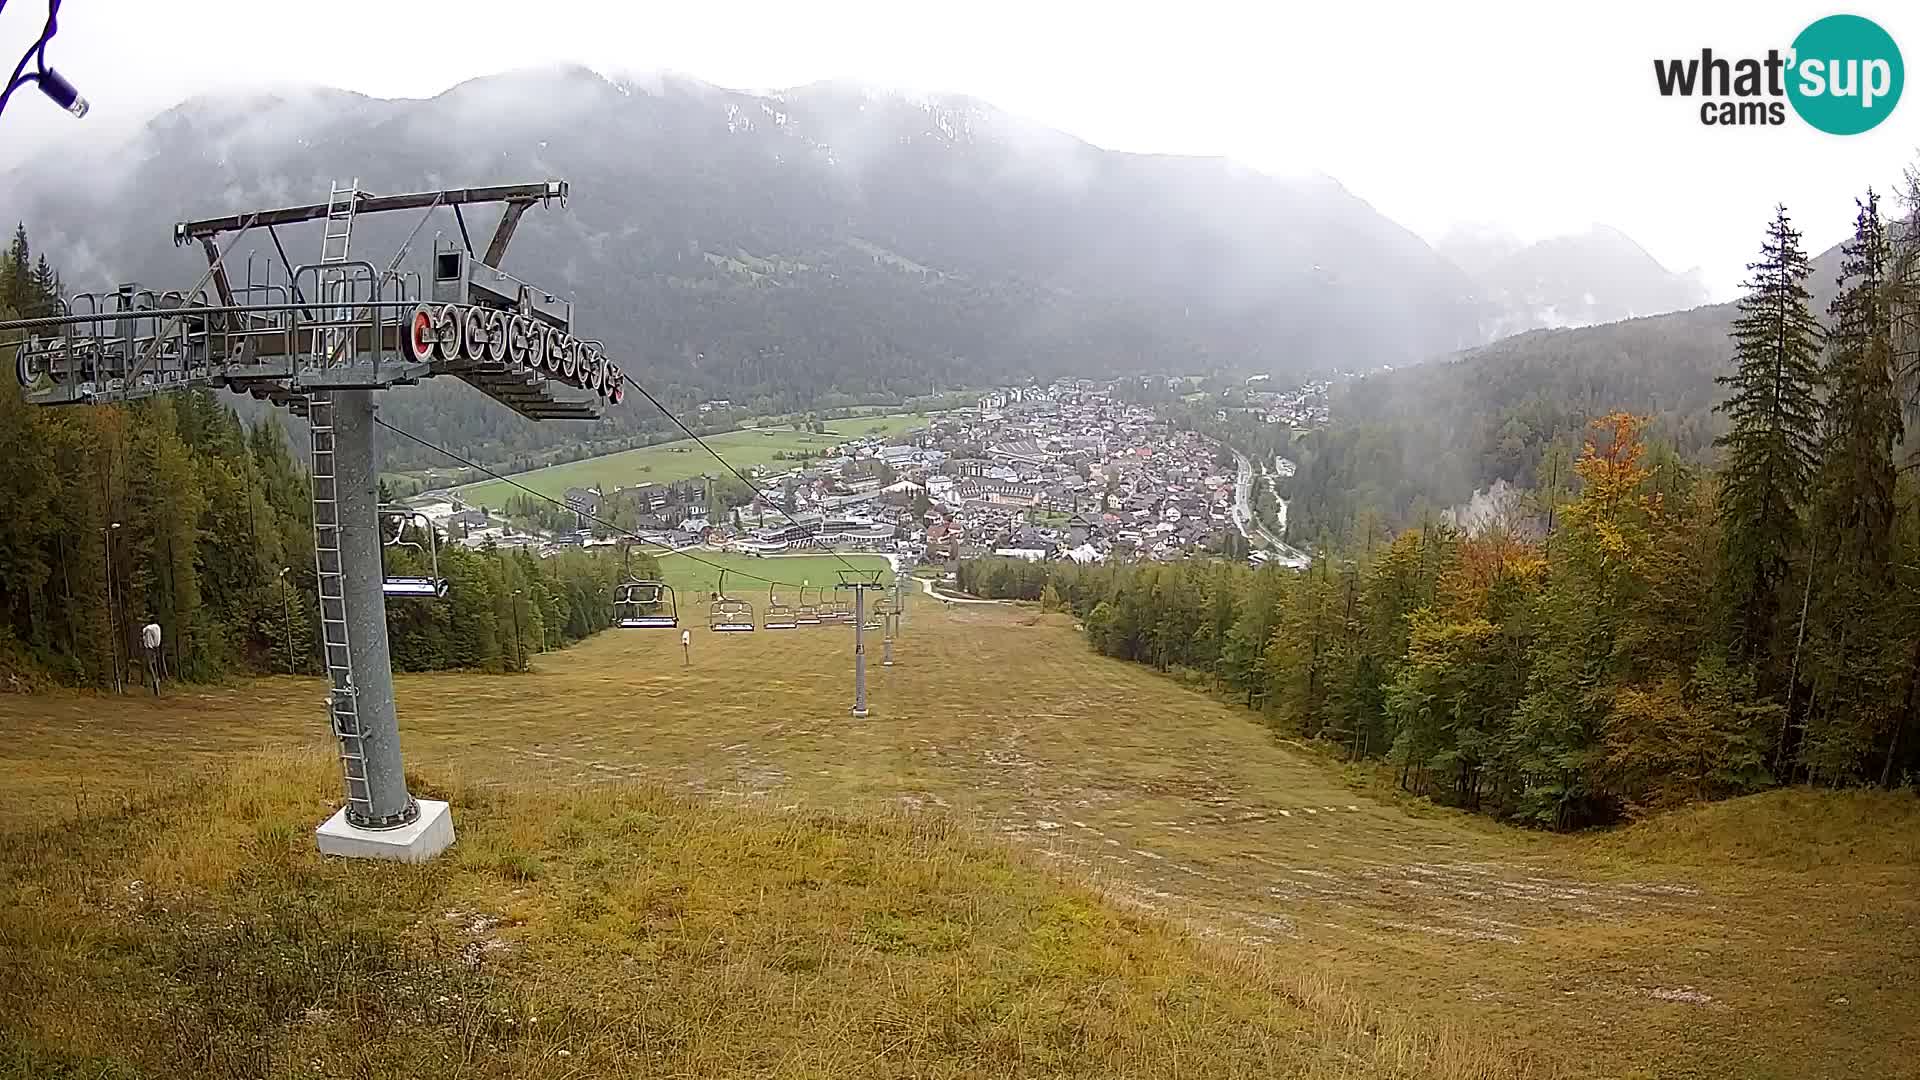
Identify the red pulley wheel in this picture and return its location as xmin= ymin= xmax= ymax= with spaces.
xmin=408 ymin=305 xmax=436 ymax=363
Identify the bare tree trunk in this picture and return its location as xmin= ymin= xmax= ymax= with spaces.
xmin=56 ymin=532 xmax=72 ymax=654
xmin=1883 ymin=715 xmax=1904 ymax=789
xmin=1885 ymin=638 xmax=1920 ymax=787
xmin=1780 ymin=546 xmax=1817 ymax=774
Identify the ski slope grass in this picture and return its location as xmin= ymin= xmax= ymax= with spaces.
xmin=2 ymin=603 xmax=1915 ymax=1078
xmin=642 ymin=551 xmax=893 ymax=606
xmin=454 ymin=413 xmax=932 ymax=510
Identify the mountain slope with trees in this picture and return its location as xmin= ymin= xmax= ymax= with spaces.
xmin=1281 ymin=226 xmax=1861 ymax=545
xmin=967 ymin=188 xmax=1920 ymax=825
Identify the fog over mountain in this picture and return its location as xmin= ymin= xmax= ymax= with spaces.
xmin=1439 ymin=224 xmax=1711 ymax=338
xmin=5 ymin=65 xmax=1722 ymax=385
xmin=1282 ymin=232 xmax=1863 ymax=543
xmin=3 ymin=66 xmax=1488 ymax=391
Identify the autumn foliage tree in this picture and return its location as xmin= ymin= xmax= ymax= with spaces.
xmin=963 ymin=407 xmax=1802 ymax=827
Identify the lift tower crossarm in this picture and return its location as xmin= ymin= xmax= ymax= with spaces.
xmin=173 ymin=182 xmax=568 ymax=244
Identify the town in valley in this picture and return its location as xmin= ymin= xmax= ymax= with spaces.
xmin=403 ymin=377 xmax=1323 ymax=571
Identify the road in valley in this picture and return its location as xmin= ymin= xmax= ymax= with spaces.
xmin=1230 ymin=450 xmax=1310 ymax=566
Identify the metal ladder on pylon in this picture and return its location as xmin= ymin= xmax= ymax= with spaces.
xmin=308 ymin=393 xmax=373 ymax=820
xmin=314 ymin=178 xmax=359 ymax=366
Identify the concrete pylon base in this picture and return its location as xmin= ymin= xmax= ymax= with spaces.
xmin=315 ymin=798 xmax=455 ymax=863
xmin=851 ymin=707 xmax=869 ymax=718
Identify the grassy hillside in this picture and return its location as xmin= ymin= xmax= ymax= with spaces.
xmin=0 ymin=753 xmax=1534 ymax=1080
xmin=2 ymin=604 xmax=1913 ymax=1077
xmin=455 ymin=414 xmax=930 ymax=510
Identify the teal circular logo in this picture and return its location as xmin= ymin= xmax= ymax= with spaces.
xmin=1788 ymin=14 xmax=1903 ymax=134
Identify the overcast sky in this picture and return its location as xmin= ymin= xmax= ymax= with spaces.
xmin=1 ymin=0 xmax=1915 ymax=298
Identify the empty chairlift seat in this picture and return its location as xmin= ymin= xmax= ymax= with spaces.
xmin=795 ymin=585 xmax=823 ymax=626
xmin=613 ymin=580 xmax=678 ymax=629
xmin=709 ymin=597 xmax=756 ymax=632
xmin=864 ymin=589 xmax=895 ymax=630
xmin=823 ymin=587 xmax=854 ymax=624
xmin=708 ymin=570 xmax=756 ymax=632
xmin=379 ymin=507 xmax=449 ymax=599
xmin=763 ymin=586 xmax=798 ymax=630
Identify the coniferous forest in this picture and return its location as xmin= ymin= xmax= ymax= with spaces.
xmin=0 ymin=227 xmax=654 ymax=689
xmin=963 ymin=192 xmax=1920 ymax=827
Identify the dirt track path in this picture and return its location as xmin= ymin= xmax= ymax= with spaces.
xmin=913 ymin=575 xmax=1003 ymax=603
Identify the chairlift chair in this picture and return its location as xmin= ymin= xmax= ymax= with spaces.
xmin=763 ymin=584 xmax=798 ymax=630
xmin=795 ymin=584 xmax=823 ymax=626
xmin=612 ymin=579 xmax=678 ymax=628
xmin=709 ymin=569 xmax=756 ymax=632
xmin=824 ymin=584 xmax=855 ymax=623
xmin=379 ymin=507 xmax=449 ymax=599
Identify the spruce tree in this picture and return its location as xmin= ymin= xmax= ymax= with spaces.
xmin=0 ymin=224 xmax=30 ymax=317
xmin=1712 ymin=206 xmax=1823 ymax=670
xmin=28 ymin=254 xmax=60 ymax=318
xmin=1801 ymin=191 xmax=1902 ymax=780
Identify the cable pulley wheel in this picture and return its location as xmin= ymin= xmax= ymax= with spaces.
xmin=462 ymin=306 xmax=490 ymax=363
xmin=506 ymin=314 xmax=533 ymax=369
xmin=430 ymin=305 xmax=462 ymax=361
xmin=407 ymin=304 xmax=437 ymax=364
xmin=582 ymin=341 xmax=605 ymax=393
xmin=16 ymin=343 xmax=41 ymax=387
xmin=484 ymin=309 xmax=509 ymax=365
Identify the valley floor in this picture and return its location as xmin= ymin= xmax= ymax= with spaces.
xmin=3 ymin=603 xmax=1915 ymax=1078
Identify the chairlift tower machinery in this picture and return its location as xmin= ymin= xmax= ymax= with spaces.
xmin=837 ymin=569 xmax=887 ymax=718
xmin=5 ymin=178 xmax=625 ymax=863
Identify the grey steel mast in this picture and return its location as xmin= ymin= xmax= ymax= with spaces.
xmin=5 ymin=178 xmax=625 ymax=861
xmin=838 ymin=569 xmax=886 ymax=717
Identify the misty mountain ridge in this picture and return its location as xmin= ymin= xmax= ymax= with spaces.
xmin=1284 ymin=229 xmax=1864 ymax=542
xmin=1438 ymin=223 xmax=1711 ymax=338
xmin=5 ymin=65 xmax=1488 ymax=389
xmin=3 ymin=64 xmax=1722 ymax=474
